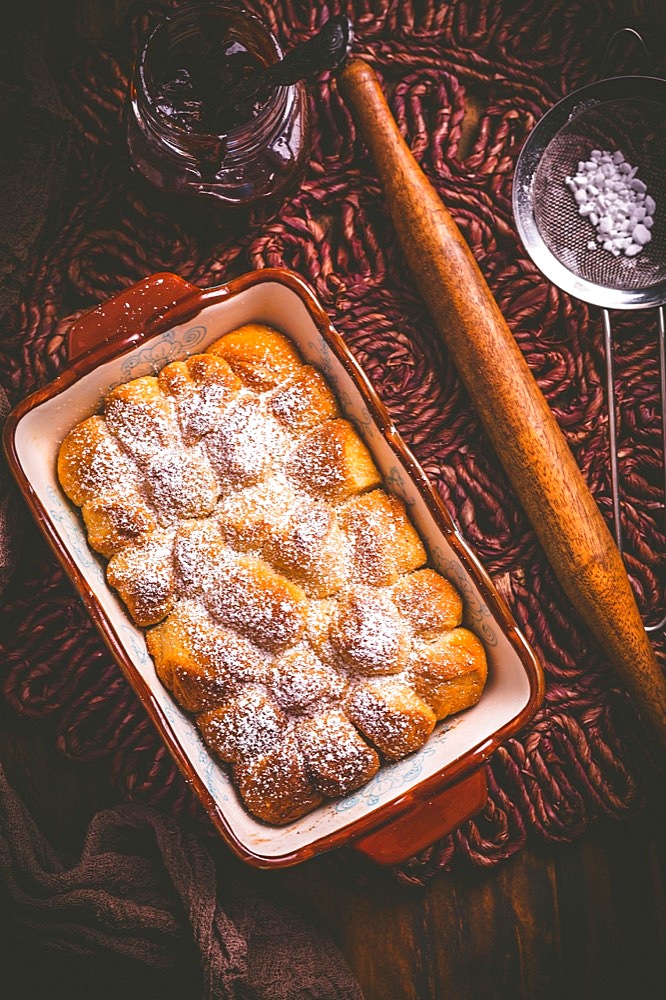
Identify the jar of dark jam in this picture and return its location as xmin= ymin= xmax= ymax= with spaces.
xmin=126 ymin=2 xmax=310 ymax=215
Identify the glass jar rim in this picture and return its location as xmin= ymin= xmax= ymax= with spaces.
xmin=136 ymin=0 xmax=285 ymax=140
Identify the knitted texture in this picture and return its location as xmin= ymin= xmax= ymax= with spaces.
xmin=0 ymin=0 xmax=663 ymax=884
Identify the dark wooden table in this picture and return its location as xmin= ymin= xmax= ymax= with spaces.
xmin=1 ymin=690 xmax=665 ymax=1000
xmin=1 ymin=3 xmax=665 ymax=998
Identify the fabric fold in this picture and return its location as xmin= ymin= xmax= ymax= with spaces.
xmin=0 ymin=765 xmax=364 ymax=999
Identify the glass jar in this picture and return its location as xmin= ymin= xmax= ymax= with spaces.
xmin=126 ymin=2 xmax=310 ymax=215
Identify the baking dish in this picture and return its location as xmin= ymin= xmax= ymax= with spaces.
xmin=3 ymin=267 xmax=544 ymax=868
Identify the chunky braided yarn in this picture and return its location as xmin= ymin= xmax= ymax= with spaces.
xmin=0 ymin=0 xmax=663 ymax=883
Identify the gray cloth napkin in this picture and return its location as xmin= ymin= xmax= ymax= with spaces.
xmin=0 ymin=765 xmax=365 ymax=999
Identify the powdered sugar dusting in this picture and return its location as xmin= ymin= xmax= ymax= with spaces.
xmin=271 ymin=643 xmax=348 ymax=712
xmin=173 ymin=519 xmax=228 ymax=594
xmin=346 ymin=677 xmax=436 ymax=760
xmin=106 ymin=529 xmax=176 ymax=625
xmin=329 ymin=586 xmax=411 ymax=674
xmin=287 ymin=422 xmax=346 ymax=495
xmin=144 ymin=445 xmax=220 ymax=520
xmin=296 ymin=710 xmax=380 ymax=796
xmin=58 ymin=325 xmax=486 ymax=825
xmin=205 ymin=394 xmax=289 ymax=491
xmin=58 ymin=416 xmax=139 ymax=506
xmin=268 ymin=365 xmax=339 ymax=431
xmin=104 ymin=379 xmax=177 ymax=462
xmin=204 ymin=552 xmax=307 ymax=652
xmin=164 ymin=356 xmax=241 ymax=442
xmin=199 ymin=684 xmax=288 ymax=763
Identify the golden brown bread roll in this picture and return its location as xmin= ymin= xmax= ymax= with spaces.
xmin=104 ymin=376 xmax=176 ymax=462
xmin=407 ymin=627 xmax=488 ymax=720
xmin=305 ymin=598 xmax=338 ymax=665
xmin=197 ymin=685 xmax=288 ymax=764
xmin=286 ymin=418 xmax=382 ymax=502
xmin=57 ymin=415 xmax=135 ymax=507
xmin=233 ymin=734 xmax=323 ymax=824
xmin=295 ymin=710 xmax=380 ymax=798
xmin=346 ymin=677 xmax=437 ymax=761
xmin=217 ymin=480 xmax=350 ymax=598
xmin=173 ymin=518 xmax=227 ymax=595
xmin=206 ymin=324 xmax=302 ymax=390
xmin=268 ymin=365 xmax=339 ymax=431
xmin=267 ymin=499 xmax=351 ymax=598
xmin=106 ymin=530 xmax=175 ymax=627
xmin=328 ymin=586 xmax=412 ymax=675
xmin=271 ymin=644 xmax=348 ymax=712
xmin=204 ymin=395 xmax=288 ymax=491
xmin=81 ymin=491 xmax=156 ymax=558
xmin=339 ymin=489 xmax=427 ymax=585
xmin=214 ymin=477 xmax=295 ymax=552
xmin=143 ymin=445 xmax=220 ymax=519
xmin=204 ymin=550 xmax=308 ymax=652
xmin=392 ymin=567 xmax=463 ymax=639
xmin=146 ymin=601 xmax=270 ymax=712
xmin=158 ymin=352 xmax=242 ymax=443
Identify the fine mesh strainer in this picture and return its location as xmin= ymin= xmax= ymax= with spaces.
xmin=513 ymin=66 xmax=666 ymax=632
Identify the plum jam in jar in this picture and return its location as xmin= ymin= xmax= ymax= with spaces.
xmin=127 ymin=2 xmax=310 ymax=214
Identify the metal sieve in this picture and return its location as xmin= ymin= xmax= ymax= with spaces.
xmin=514 ymin=75 xmax=666 ymax=307
xmin=513 ymin=65 xmax=666 ymax=632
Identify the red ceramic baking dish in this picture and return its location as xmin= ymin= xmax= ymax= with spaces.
xmin=3 ymin=268 xmax=544 ymax=868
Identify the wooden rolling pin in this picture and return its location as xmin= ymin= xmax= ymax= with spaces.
xmin=337 ymin=57 xmax=666 ymax=755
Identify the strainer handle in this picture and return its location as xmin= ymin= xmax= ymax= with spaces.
xmin=600 ymin=25 xmax=655 ymax=80
xmin=602 ymin=307 xmax=666 ymax=633
xmin=601 ymin=309 xmax=622 ymax=549
xmin=647 ymin=305 xmax=666 ymax=632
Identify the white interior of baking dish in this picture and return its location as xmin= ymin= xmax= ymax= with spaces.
xmin=13 ymin=278 xmax=535 ymax=861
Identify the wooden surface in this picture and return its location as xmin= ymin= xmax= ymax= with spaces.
xmin=1 ymin=689 xmax=665 ymax=1000
xmin=1 ymin=3 xmax=665 ymax=999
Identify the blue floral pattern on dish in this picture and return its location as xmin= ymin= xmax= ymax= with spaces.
xmin=429 ymin=543 xmax=497 ymax=646
xmin=384 ymin=464 xmax=417 ymax=506
xmin=46 ymin=486 xmax=106 ymax=582
xmin=118 ymin=325 xmax=207 ymax=381
xmin=334 ymin=742 xmax=439 ymax=812
xmin=118 ymin=624 xmax=151 ymax=666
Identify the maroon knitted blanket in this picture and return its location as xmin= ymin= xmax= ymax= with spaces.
xmin=0 ymin=0 xmax=664 ymax=889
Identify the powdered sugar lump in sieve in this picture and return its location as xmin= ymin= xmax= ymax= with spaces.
xmin=565 ymin=149 xmax=655 ymax=257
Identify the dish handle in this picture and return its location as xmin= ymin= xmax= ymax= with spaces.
xmin=67 ymin=272 xmax=205 ymax=366
xmin=351 ymin=767 xmax=488 ymax=865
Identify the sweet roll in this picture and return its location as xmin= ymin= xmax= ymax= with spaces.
xmin=57 ymin=322 xmax=489 ymax=827
xmin=286 ymin=418 xmax=382 ymax=502
xmin=407 ymin=627 xmax=488 ymax=720
xmin=339 ymin=489 xmax=427 ymax=585
xmin=233 ymin=734 xmax=323 ymax=825
xmin=105 ymin=530 xmax=176 ymax=627
xmin=81 ymin=491 xmax=156 ymax=559
xmin=207 ymin=324 xmax=302 ymax=390
xmin=346 ymin=678 xmax=437 ymax=761
xmin=158 ymin=353 xmax=242 ymax=443
xmin=57 ymin=415 xmax=137 ymax=508
xmin=146 ymin=601 xmax=270 ymax=712
xmin=295 ymin=710 xmax=380 ymax=797
xmin=103 ymin=376 xmax=176 ymax=463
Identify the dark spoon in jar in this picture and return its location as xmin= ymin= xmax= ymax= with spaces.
xmin=216 ymin=15 xmax=354 ymax=131
xmin=155 ymin=14 xmax=353 ymax=136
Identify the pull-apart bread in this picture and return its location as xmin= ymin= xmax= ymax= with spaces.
xmin=58 ymin=324 xmax=488 ymax=825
